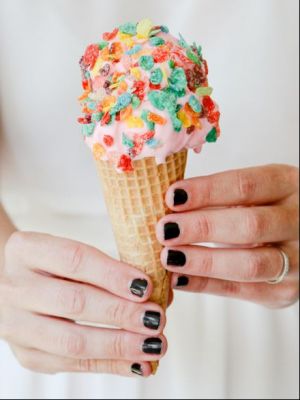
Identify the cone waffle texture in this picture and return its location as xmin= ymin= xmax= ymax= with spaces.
xmin=96 ymin=150 xmax=187 ymax=307
xmin=96 ymin=150 xmax=187 ymax=373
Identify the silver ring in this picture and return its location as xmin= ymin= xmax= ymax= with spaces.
xmin=267 ymin=249 xmax=290 ymax=285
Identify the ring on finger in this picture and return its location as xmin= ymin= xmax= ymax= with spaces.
xmin=267 ymin=248 xmax=290 ymax=285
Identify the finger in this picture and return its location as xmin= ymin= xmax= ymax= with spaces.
xmin=4 ymin=312 xmax=168 ymax=362
xmin=12 ymin=345 xmax=152 ymax=377
xmin=2 ymin=275 xmax=165 ymax=335
xmin=156 ymin=205 xmax=298 ymax=246
xmin=161 ymin=244 xmax=297 ymax=282
xmin=165 ymin=164 xmax=298 ymax=210
xmin=6 ymin=232 xmax=153 ymax=302
xmin=280 ymin=241 xmax=299 ymax=280
xmin=171 ymin=275 xmax=299 ymax=308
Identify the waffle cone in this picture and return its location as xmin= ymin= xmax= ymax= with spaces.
xmin=95 ymin=150 xmax=188 ymax=373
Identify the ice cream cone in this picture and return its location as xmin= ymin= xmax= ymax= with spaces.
xmin=96 ymin=150 xmax=187 ymax=373
xmin=78 ymin=18 xmax=221 ymax=375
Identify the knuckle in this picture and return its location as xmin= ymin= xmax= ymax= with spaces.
xmin=77 ymin=359 xmax=123 ymax=376
xmin=199 ymin=180 xmax=213 ymax=206
xmin=65 ymin=242 xmax=85 ymax=275
xmin=78 ymin=359 xmax=100 ymax=373
xmin=105 ymin=360 xmax=120 ymax=375
xmin=246 ymin=253 xmax=268 ymax=281
xmin=62 ymin=332 xmax=86 ymax=358
xmin=221 ymin=281 xmax=241 ymax=296
xmin=236 ymin=171 xmax=257 ymax=202
xmin=199 ymin=253 xmax=214 ymax=276
xmin=56 ymin=285 xmax=86 ymax=317
xmin=195 ymin=277 xmax=209 ymax=292
xmin=244 ymin=210 xmax=266 ymax=242
xmin=196 ymin=214 xmax=214 ymax=240
xmin=111 ymin=333 xmax=126 ymax=359
xmin=100 ymin=264 xmax=115 ymax=288
xmin=77 ymin=359 xmax=89 ymax=372
xmin=108 ymin=301 xmax=128 ymax=327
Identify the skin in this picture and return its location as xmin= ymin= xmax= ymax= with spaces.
xmin=0 ymin=164 xmax=298 ymax=376
xmin=0 ymin=206 xmax=167 ymax=377
xmin=157 ymin=164 xmax=299 ymax=309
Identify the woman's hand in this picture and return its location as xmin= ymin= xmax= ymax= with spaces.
xmin=157 ymin=164 xmax=299 ymax=308
xmin=0 ymin=232 xmax=167 ymax=376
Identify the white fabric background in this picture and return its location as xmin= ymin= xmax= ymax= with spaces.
xmin=0 ymin=0 xmax=299 ymax=398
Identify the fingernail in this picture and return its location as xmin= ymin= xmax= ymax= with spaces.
xmin=142 ymin=338 xmax=162 ymax=354
xmin=130 ymin=279 xmax=148 ymax=298
xmin=167 ymin=250 xmax=186 ymax=267
xmin=131 ymin=363 xmax=143 ymax=376
xmin=176 ymin=276 xmax=189 ymax=287
xmin=164 ymin=222 xmax=180 ymax=240
xmin=174 ymin=189 xmax=188 ymax=206
xmin=143 ymin=311 xmax=161 ymax=330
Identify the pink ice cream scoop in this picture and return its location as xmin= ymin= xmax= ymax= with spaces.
xmin=78 ymin=18 xmax=220 ymax=172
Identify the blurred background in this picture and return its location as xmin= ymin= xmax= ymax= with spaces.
xmin=0 ymin=0 xmax=299 ymax=398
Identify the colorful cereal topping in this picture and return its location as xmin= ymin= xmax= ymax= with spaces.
xmin=78 ymin=18 xmax=221 ymax=172
xmin=150 ymin=68 xmax=163 ymax=85
xmin=103 ymin=135 xmax=114 ymax=147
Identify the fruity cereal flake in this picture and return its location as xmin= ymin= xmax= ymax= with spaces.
xmin=78 ymin=18 xmax=220 ymax=172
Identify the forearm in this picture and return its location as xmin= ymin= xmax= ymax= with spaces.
xmin=0 ymin=203 xmax=17 ymax=270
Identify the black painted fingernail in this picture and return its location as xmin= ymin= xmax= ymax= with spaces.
xmin=130 ymin=279 xmax=148 ymax=298
xmin=174 ymin=189 xmax=188 ymax=206
xmin=143 ymin=311 xmax=161 ymax=330
xmin=176 ymin=276 xmax=189 ymax=287
xmin=164 ymin=222 xmax=180 ymax=240
xmin=142 ymin=338 xmax=162 ymax=354
xmin=167 ymin=250 xmax=186 ymax=267
xmin=131 ymin=363 xmax=143 ymax=376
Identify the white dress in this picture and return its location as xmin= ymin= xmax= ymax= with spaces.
xmin=0 ymin=0 xmax=299 ymax=398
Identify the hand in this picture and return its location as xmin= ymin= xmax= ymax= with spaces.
xmin=156 ymin=164 xmax=299 ymax=308
xmin=0 ymin=232 xmax=167 ymax=376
